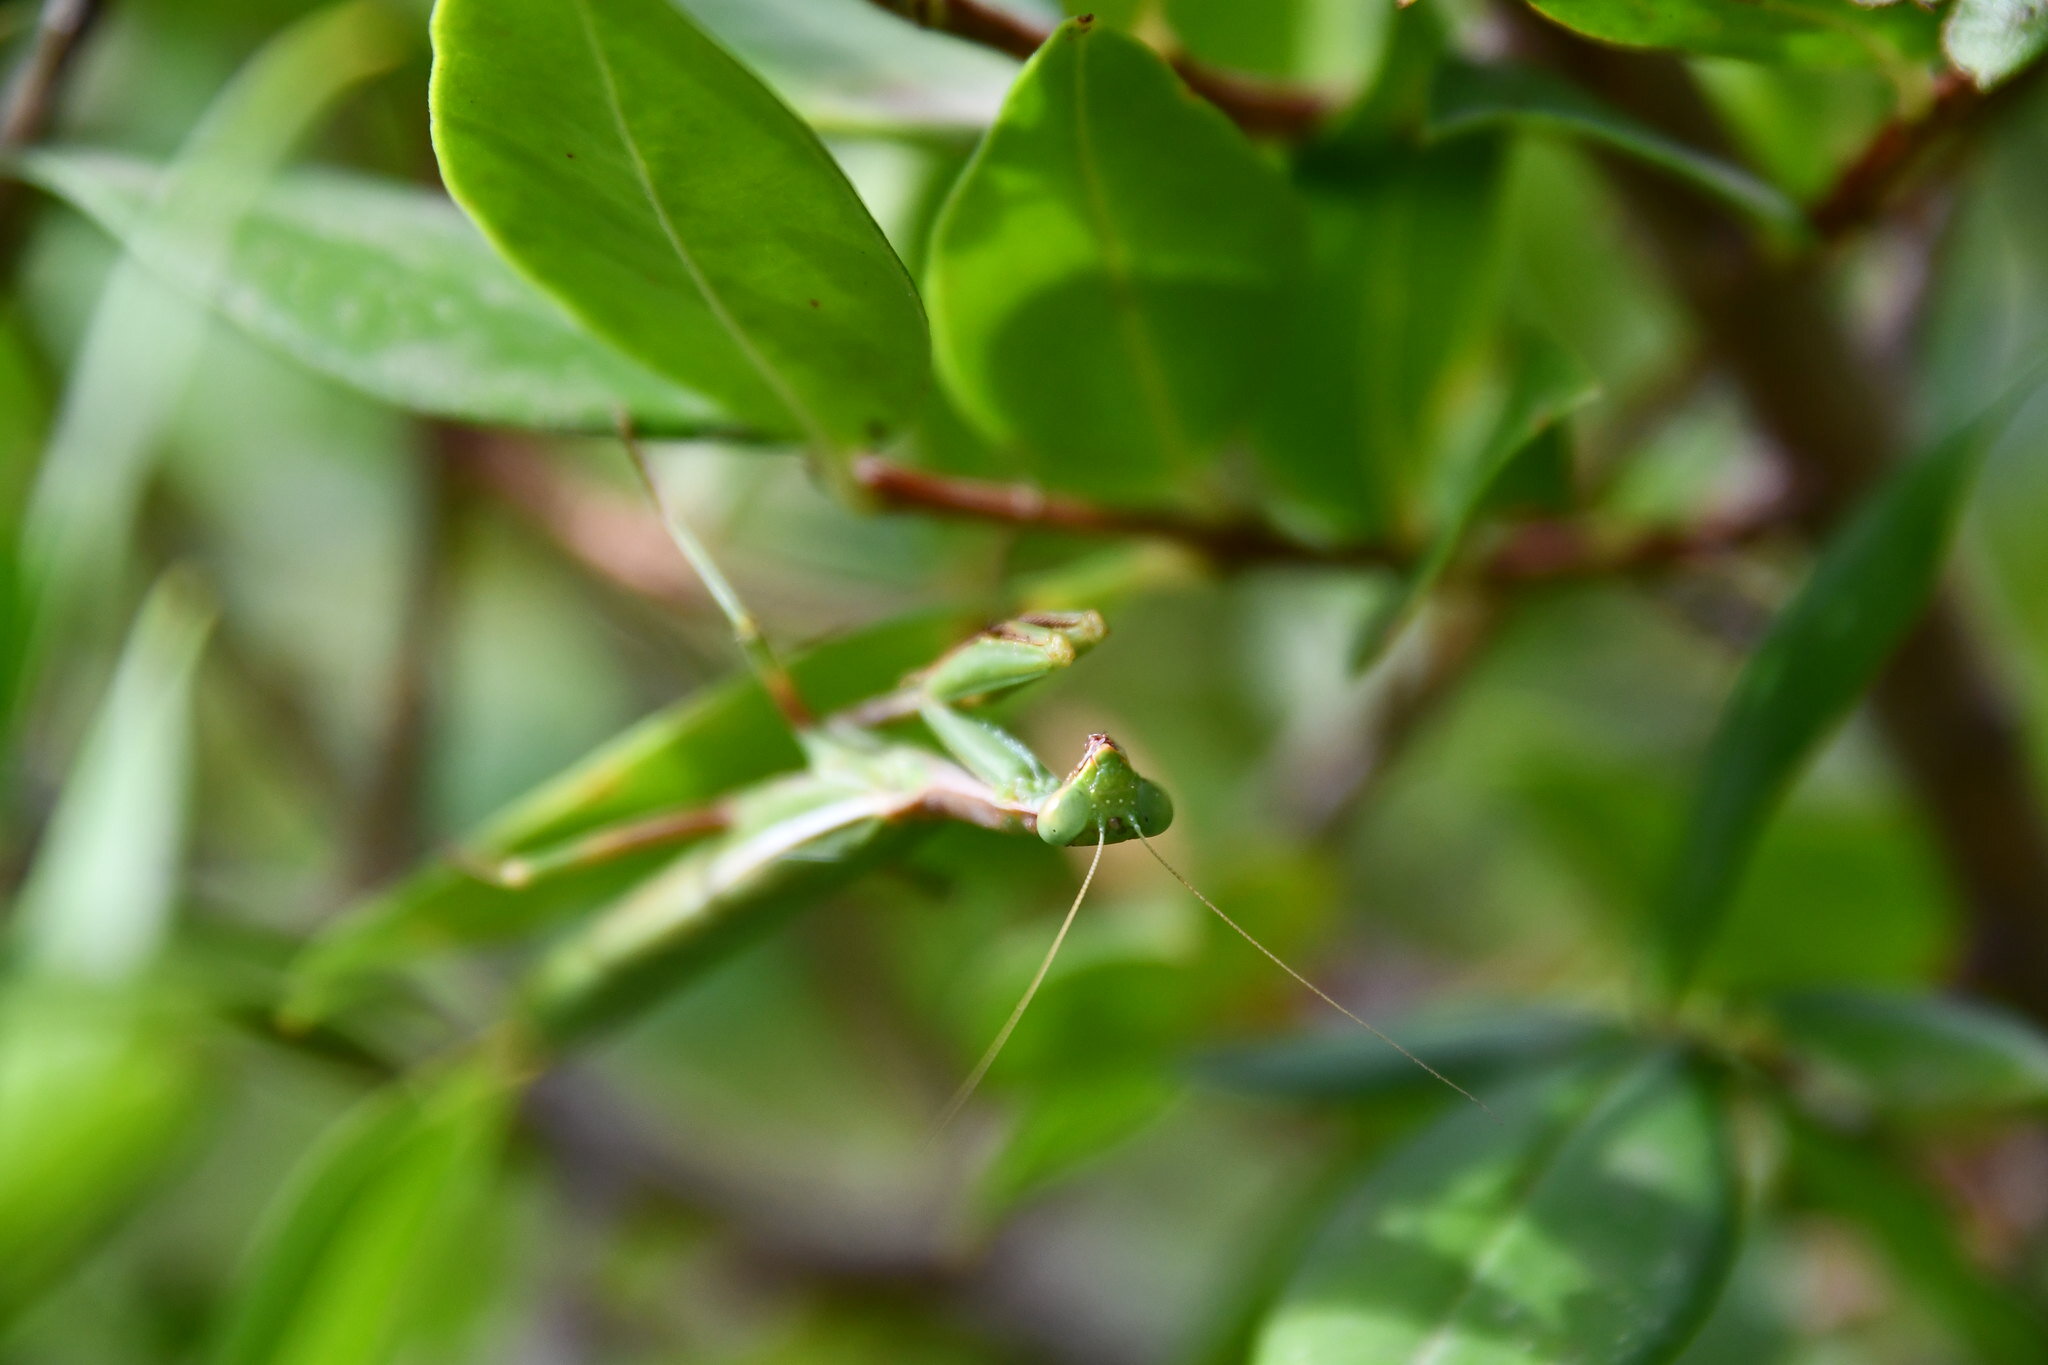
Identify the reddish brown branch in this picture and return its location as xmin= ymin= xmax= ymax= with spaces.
xmin=1811 ymin=71 xmax=1977 ymax=240
xmin=855 ymin=453 xmax=1782 ymax=582
xmin=860 ymin=0 xmax=1332 ymax=138
xmin=0 ymin=0 xmax=106 ymax=268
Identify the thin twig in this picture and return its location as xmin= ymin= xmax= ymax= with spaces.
xmin=856 ymin=454 xmax=1785 ymax=581
xmin=620 ymin=419 xmax=816 ymax=730
xmin=859 ymin=1 xmax=1332 ymax=138
xmin=0 ymin=0 xmax=105 ymax=266
xmin=1810 ymin=63 xmax=2048 ymax=244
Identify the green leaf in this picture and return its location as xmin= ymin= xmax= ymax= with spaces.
xmin=1786 ymin=1112 xmax=2048 ymax=1365
xmin=1657 ymin=389 xmax=2036 ymax=999
xmin=927 ymin=18 xmax=1300 ymax=502
xmin=1200 ymin=1005 xmax=1618 ymax=1103
xmin=1519 ymin=0 xmax=1942 ymax=71
xmin=286 ymin=612 xmax=969 ymax=1028
xmin=15 ymin=152 xmax=726 ymax=436
xmin=1427 ymin=61 xmax=1807 ymax=237
xmin=429 ymin=0 xmax=928 ymax=453
xmin=1769 ymin=988 xmax=2048 ymax=1118
xmin=1255 ymin=132 xmax=1508 ymax=539
xmin=680 ymin=0 xmax=1017 ymax=132
xmin=11 ymin=572 xmax=214 ymax=982
xmin=975 ymin=1070 xmax=1177 ymax=1219
xmin=1163 ymin=0 xmax=1391 ymax=87
xmin=1255 ymin=1047 xmax=1738 ymax=1365
xmin=1350 ymin=333 xmax=1596 ymax=668
xmin=1946 ymin=0 xmax=2048 ymax=88
xmin=208 ymin=1056 xmax=514 ymax=1365
xmin=18 ymin=0 xmax=409 ymax=668
xmin=0 ymin=982 xmax=210 ymax=1327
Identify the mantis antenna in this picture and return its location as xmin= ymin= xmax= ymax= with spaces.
xmin=617 ymin=417 xmax=814 ymax=730
xmin=1135 ymin=830 xmax=1496 ymax=1120
xmin=925 ymin=825 xmax=1108 ymax=1147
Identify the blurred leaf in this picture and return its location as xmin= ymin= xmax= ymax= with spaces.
xmin=15 ymin=152 xmax=728 ymax=436
xmin=1786 ymin=1110 xmax=2048 ymax=1365
xmin=1351 ymin=333 xmax=1597 ymax=668
xmin=1946 ymin=0 xmax=2048 ymax=87
xmin=975 ymin=1069 xmax=1178 ymax=1219
xmin=1518 ymin=0 xmax=1941 ymax=71
xmin=17 ymin=0 xmax=409 ymax=665
xmin=1657 ymin=391 xmax=2034 ymax=999
xmin=1522 ymin=756 xmax=1954 ymax=993
xmin=1769 ymin=988 xmax=2048 ymax=1118
xmin=1428 ymin=61 xmax=1807 ymax=236
xmin=1255 ymin=1047 xmax=1738 ymax=1365
xmin=1199 ymin=1004 xmax=1619 ymax=1104
xmin=208 ymin=1055 xmax=514 ymax=1365
xmin=12 ymin=572 xmax=214 ymax=981
xmin=1163 ymin=0 xmax=1390 ymax=87
xmin=430 ymin=0 xmax=928 ymax=454
xmin=680 ymin=0 xmax=1017 ymax=132
xmin=927 ymin=18 xmax=1299 ymax=502
xmin=1256 ymin=132 xmax=1507 ymax=539
xmin=287 ymin=612 xmax=968 ymax=1027
xmin=0 ymin=309 xmax=43 ymax=741
xmin=0 ymin=982 xmax=210 ymax=1327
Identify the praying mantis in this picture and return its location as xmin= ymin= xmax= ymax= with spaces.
xmin=441 ymin=434 xmax=1484 ymax=1126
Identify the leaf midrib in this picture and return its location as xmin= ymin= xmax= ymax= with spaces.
xmin=567 ymin=0 xmax=829 ymax=451
xmin=1405 ymin=1057 xmax=1658 ymax=1365
xmin=1067 ymin=34 xmax=1191 ymax=470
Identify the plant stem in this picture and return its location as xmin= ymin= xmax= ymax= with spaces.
xmin=0 ymin=0 xmax=105 ymax=268
xmin=855 ymin=454 xmax=1782 ymax=581
xmin=620 ymin=425 xmax=814 ymax=730
xmin=1809 ymin=64 xmax=2047 ymax=243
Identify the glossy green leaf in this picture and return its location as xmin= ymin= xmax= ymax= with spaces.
xmin=429 ymin=0 xmax=928 ymax=453
xmin=1657 ymin=392 xmax=2033 ymax=999
xmin=1427 ymin=61 xmax=1807 ymax=237
xmin=0 ymin=983 xmax=209 ymax=1326
xmin=286 ymin=612 xmax=969 ymax=1027
xmin=927 ymin=18 xmax=1299 ymax=501
xmin=1520 ymin=0 xmax=1941 ymax=71
xmin=1256 ymin=133 xmax=1507 ymax=539
xmin=15 ymin=152 xmax=725 ymax=435
xmin=1255 ymin=1048 xmax=1738 ymax=1365
xmin=1770 ymin=988 xmax=2048 ymax=1118
xmin=1947 ymin=0 xmax=2048 ymax=87
xmin=1200 ymin=1005 xmax=1617 ymax=1104
xmin=12 ymin=573 xmax=214 ymax=982
xmin=1351 ymin=334 xmax=1596 ymax=668
xmin=208 ymin=1056 xmax=514 ymax=1365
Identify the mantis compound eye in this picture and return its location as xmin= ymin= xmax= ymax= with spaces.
xmin=1034 ymin=781 xmax=1095 ymax=847
xmin=1130 ymin=778 xmax=1174 ymax=839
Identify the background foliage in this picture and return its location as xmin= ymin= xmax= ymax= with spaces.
xmin=3 ymin=0 xmax=2048 ymax=1363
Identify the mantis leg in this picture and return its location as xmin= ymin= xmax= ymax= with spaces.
xmin=464 ymin=805 xmax=732 ymax=890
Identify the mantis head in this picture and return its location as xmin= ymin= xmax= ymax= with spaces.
xmin=1035 ymin=733 xmax=1173 ymax=847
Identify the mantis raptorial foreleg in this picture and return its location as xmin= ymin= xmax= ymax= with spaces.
xmin=499 ymin=431 xmax=1488 ymax=1118
xmin=474 ymin=805 xmax=733 ymax=890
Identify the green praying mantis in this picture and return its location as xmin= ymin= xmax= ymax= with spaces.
xmin=442 ymin=434 xmax=1485 ymax=1128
